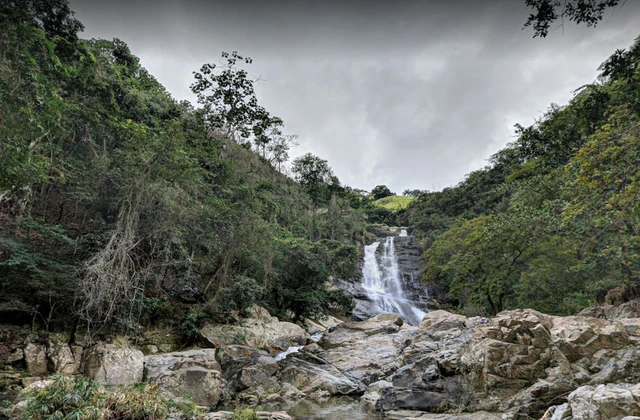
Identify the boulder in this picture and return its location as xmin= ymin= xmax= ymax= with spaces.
xmin=371 ymin=313 xmax=404 ymax=326
xmin=24 ymin=343 xmax=47 ymax=376
xmin=152 ymin=365 xmax=226 ymax=407
xmin=316 ymin=318 xmax=415 ymax=384
xmin=379 ymin=348 xmax=469 ymax=412
xmin=143 ymin=348 xmax=227 ymax=406
xmin=144 ymin=348 xmax=220 ymax=380
xmin=84 ymin=344 xmax=143 ymax=386
xmin=277 ymin=356 xmax=365 ymax=395
xmin=578 ymin=300 xmax=640 ymax=321
xmin=419 ymin=310 xmax=468 ymax=339
xmin=550 ymin=316 xmax=630 ymax=362
xmin=543 ymin=383 xmax=640 ymax=420
xmin=214 ymin=345 xmax=281 ymax=398
xmin=361 ymin=380 xmax=393 ymax=406
xmin=304 ymin=315 xmax=343 ymax=334
xmin=200 ymin=306 xmax=308 ymax=354
xmin=461 ymin=309 xmax=574 ymax=414
xmin=47 ymin=334 xmax=79 ymax=374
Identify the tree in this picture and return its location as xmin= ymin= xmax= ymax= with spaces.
xmin=190 ymin=51 xmax=283 ymax=151
xmin=563 ymin=107 xmax=640 ymax=289
xmin=403 ymin=189 xmax=426 ymax=198
xmin=266 ymin=134 xmax=298 ymax=172
xmin=291 ymin=153 xmax=335 ymax=206
xmin=523 ymin=0 xmax=623 ymax=38
xmin=371 ymin=185 xmax=394 ymax=200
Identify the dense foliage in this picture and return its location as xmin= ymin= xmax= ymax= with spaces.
xmin=0 ymin=0 xmax=363 ymax=340
xmin=408 ymin=36 xmax=640 ymax=315
xmin=20 ymin=375 xmax=199 ymax=419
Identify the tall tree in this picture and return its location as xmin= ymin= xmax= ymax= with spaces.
xmin=291 ymin=153 xmax=335 ymax=206
xmin=190 ymin=51 xmax=283 ymax=152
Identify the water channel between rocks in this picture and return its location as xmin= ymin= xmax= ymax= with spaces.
xmin=227 ymin=396 xmax=385 ymax=420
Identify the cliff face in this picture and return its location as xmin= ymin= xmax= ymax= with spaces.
xmin=393 ymin=235 xmax=430 ymax=312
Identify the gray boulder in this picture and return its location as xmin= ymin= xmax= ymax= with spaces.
xmin=24 ymin=343 xmax=47 ymax=376
xmin=543 ymin=383 xmax=640 ymax=420
xmin=84 ymin=344 xmax=143 ymax=386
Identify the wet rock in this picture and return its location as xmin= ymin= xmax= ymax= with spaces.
xmin=84 ymin=344 xmax=143 ymax=386
xmin=361 ymin=379 xmax=393 ymax=406
xmin=317 ymin=318 xmax=414 ymax=384
xmin=379 ymin=347 xmax=470 ymax=413
xmin=281 ymin=382 xmax=306 ymax=401
xmin=277 ymin=356 xmax=365 ymax=395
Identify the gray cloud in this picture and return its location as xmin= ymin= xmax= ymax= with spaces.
xmin=70 ymin=0 xmax=640 ymax=192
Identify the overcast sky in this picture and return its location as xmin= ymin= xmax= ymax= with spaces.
xmin=70 ymin=0 xmax=640 ymax=193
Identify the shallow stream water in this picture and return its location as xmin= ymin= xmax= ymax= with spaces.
xmin=224 ymin=397 xmax=385 ymax=420
xmin=263 ymin=397 xmax=384 ymax=419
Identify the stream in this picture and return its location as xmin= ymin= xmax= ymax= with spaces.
xmin=251 ymin=397 xmax=384 ymax=420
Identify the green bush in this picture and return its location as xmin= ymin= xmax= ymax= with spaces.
xmin=180 ymin=311 xmax=207 ymax=344
xmin=21 ymin=375 xmax=199 ymax=419
xmin=210 ymin=275 xmax=264 ymax=318
xmin=232 ymin=408 xmax=259 ymax=420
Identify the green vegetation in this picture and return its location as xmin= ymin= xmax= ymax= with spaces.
xmin=523 ymin=0 xmax=624 ymax=38
xmin=0 ymin=0 xmax=361 ymax=341
xmin=373 ymin=195 xmax=415 ymax=211
xmin=20 ymin=375 xmax=199 ymax=419
xmin=408 ymin=36 xmax=640 ymax=316
xmin=1 ymin=0 xmax=638 ymax=347
xmin=231 ymin=408 xmax=259 ymax=420
xmin=371 ymin=185 xmax=395 ymax=200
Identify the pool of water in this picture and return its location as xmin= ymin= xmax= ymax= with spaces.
xmin=235 ymin=396 xmax=385 ymax=420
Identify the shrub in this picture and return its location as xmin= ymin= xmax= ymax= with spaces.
xmin=210 ymin=275 xmax=264 ymax=318
xmin=232 ymin=408 xmax=259 ymax=420
xmin=21 ymin=374 xmax=199 ymax=419
xmin=180 ymin=310 xmax=207 ymax=344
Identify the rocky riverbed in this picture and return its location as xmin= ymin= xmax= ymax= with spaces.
xmin=6 ymin=301 xmax=640 ymax=419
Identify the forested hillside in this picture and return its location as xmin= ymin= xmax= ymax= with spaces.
xmin=2 ymin=0 xmax=639 ymax=345
xmin=406 ymin=37 xmax=640 ymax=316
xmin=0 ymin=0 xmax=376 ymax=341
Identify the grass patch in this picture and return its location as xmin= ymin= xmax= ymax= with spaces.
xmin=372 ymin=195 xmax=414 ymax=211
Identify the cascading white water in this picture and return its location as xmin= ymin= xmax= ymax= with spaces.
xmin=361 ymin=236 xmax=426 ymax=325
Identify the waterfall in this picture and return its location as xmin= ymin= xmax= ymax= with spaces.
xmin=361 ymin=236 xmax=426 ymax=325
